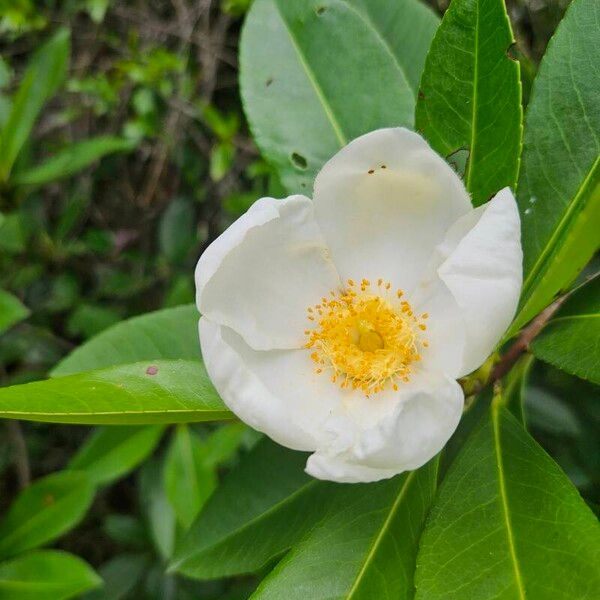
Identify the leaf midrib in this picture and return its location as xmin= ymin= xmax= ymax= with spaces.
xmin=345 ymin=471 xmax=416 ymax=599
xmin=492 ymin=405 xmax=526 ymax=600
xmin=273 ymin=0 xmax=347 ymax=147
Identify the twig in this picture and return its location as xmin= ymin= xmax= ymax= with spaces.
xmin=491 ymin=297 xmax=564 ymax=382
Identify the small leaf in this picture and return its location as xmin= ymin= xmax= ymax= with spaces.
xmin=139 ymin=458 xmax=176 ymax=561
xmin=253 ymin=460 xmax=439 ymax=599
xmin=0 ymin=360 xmax=232 ymax=425
xmin=164 ymin=425 xmax=217 ymax=529
xmin=502 ymin=354 xmax=534 ymax=421
xmin=511 ymin=0 xmax=600 ymax=333
xmin=12 ymin=136 xmax=134 ymax=186
xmin=0 ymin=550 xmax=101 ymax=600
xmin=69 ymin=425 xmax=165 ymax=486
xmin=531 ymin=275 xmax=600 ymax=384
xmin=202 ymin=422 xmax=249 ymax=468
xmin=0 ymin=289 xmax=29 ymax=334
xmin=52 ymin=304 xmax=199 ymax=376
xmin=158 ymin=199 xmax=197 ymax=263
xmin=414 ymin=401 xmax=600 ymax=599
xmin=82 ymin=553 xmax=148 ymax=600
xmin=0 ymin=472 xmax=94 ymax=560
xmin=240 ymin=0 xmax=418 ymax=192
xmin=415 ymin=0 xmax=522 ymax=205
xmin=0 ymin=29 xmax=70 ymax=181
xmin=103 ymin=515 xmax=148 ymax=549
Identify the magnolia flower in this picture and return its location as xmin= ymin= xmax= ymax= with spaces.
xmin=195 ymin=128 xmax=522 ymax=483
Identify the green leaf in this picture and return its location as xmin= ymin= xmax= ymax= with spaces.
xmin=0 ymin=360 xmax=232 ymax=425
xmin=82 ymin=554 xmax=148 ymax=600
xmin=0 ymin=29 xmax=70 ymax=181
xmin=511 ymin=0 xmax=600 ymax=334
xmin=344 ymin=0 xmax=439 ymax=95
xmin=531 ymin=275 xmax=600 ymax=384
xmin=0 ymin=289 xmax=29 ymax=334
xmin=414 ymin=401 xmax=600 ymax=599
xmin=0 ymin=472 xmax=94 ymax=560
xmin=253 ymin=460 xmax=438 ymax=600
xmin=69 ymin=425 xmax=165 ymax=486
xmin=140 ymin=458 xmax=176 ymax=561
xmin=12 ymin=136 xmax=134 ymax=186
xmin=240 ymin=0 xmax=418 ymax=193
xmin=52 ymin=304 xmax=199 ymax=376
xmin=0 ymin=550 xmax=101 ymax=600
xmin=171 ymin=440 xmax=318 ymax=579
xmin=163 ymin=425 xmax=217 ymax=529
xmin=415 ymin=0 xmax=522 ymax=206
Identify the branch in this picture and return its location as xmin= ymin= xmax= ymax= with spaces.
xmin=491 ymin=297 xmax=564 ymax=382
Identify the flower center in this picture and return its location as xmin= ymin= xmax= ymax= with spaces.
xmin=305 ymin=278 xmax=428 ymax=396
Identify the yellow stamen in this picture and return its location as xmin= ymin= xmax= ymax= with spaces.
xmin=304 ymin=280 xmax=428 ymax=396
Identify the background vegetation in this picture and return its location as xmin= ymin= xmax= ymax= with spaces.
xmin=0 ymin=1 xmax=596 ymax=598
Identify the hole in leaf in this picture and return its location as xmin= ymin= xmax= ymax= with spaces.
xmin=446 ymin=148 xmax=470 ymax=179
xmin=506 ymin=42 xmax=519 ymax=62
xmin=291 ymin=152 xmax=308 ymax=170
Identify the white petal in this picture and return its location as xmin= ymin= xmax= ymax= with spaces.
xmin=436 ymin=188 xmax=522 ymax=376
xmin=196 ymin=195 xmax=340 ymax=351
xmin=306 ymin=369 xmax=463 ymax=483
xmin=199 ymin=318 xmax=343 ymax=452
xmin=313 ymin=128 xmax=471 ymax=291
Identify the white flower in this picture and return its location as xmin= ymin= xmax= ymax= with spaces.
xmin=195 ymin=128 xmax=522 ymax=483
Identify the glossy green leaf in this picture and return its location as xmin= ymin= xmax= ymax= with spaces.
xmin=69 ymin=425 xmax=165 ymax=486
xmin=240 ymin=0 xmax=421 ymax=192
xmin=0 ymin=289 xmax=29 ymax=334
xmin=140 ymin=458 xmax=176 ymax=561
xmin=415 ymin=0 xmax=521 ymax=206
xmin=511 ymin=0 xmax=600 ymax=333
xmin=164 ymin=425 xmax=217 ymax=529
xmin=171 ymin=440 xmax=319 ymax=579
xmin=0 ymin=29 xmax=70 ymax=181
xmin=414 ymin=401 xmax=600 ymax=599
xmin=253 ymin=460 xmax=438 ymax=600
xmin=12 ymin=136 xmax=134 ymax=186
xmin=0 ymin=360 xmax=232 ymax=425
xmin=83 ymin=554 xmax=148 ymax=600
xmin=52 ymin=304 xmax=199 ymax=376
xmin=0 ymin=551 xmax=101 ymax=600
xmin=0 ymin=472 xmax=94 ymax=560
xmin=532 ymin=275 xmax=600 ymax=384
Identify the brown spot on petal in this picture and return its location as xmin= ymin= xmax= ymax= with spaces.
xmin=368 ymin=169 xmax=375 ymax=174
